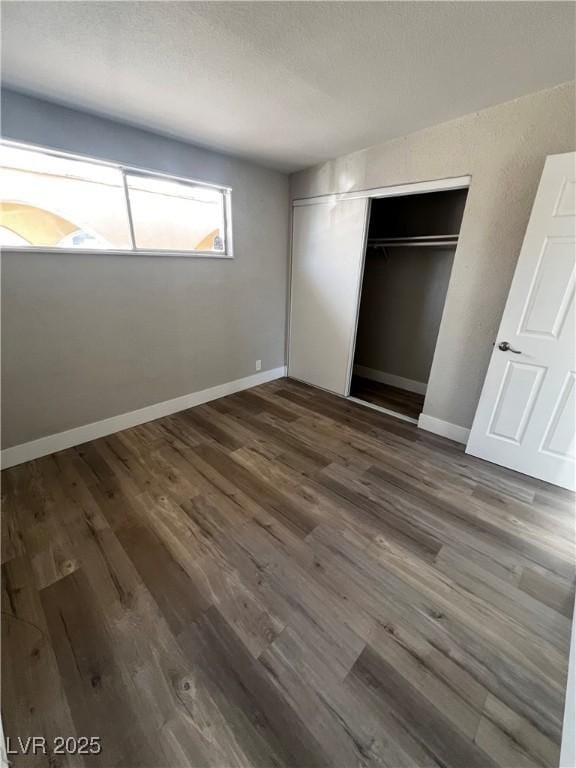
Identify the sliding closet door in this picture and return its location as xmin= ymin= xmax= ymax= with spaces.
xmin=288 ymin=197 xmax=369 ymax=395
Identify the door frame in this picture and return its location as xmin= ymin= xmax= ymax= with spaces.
xmin=289 ymin=173 xmax=471 ymax=403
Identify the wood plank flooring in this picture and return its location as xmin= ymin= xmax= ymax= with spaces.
xmin=2 ymin=378 xmax=574 ymax=768
xmin=350 ymin=375 xmax=425 ymax=419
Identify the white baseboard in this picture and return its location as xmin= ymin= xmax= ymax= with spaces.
xmin=417 ymin=413 xmax=470 ymax=445
xmin=1 ymin=366 xmax=287 ymax=469
xmin=353 ymin=365 xmax=427 ymax=395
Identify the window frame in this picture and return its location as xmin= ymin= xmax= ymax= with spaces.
xmin=0 ymin=139 xmax=234 ymax=259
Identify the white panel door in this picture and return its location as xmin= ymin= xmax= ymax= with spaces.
xmin=288 ymin=198 xmax=369 ymax=395
xmin=467 ymin=152 xmax=576 ymax=490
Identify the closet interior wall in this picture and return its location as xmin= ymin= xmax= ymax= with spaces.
xmin=351 ymin=189 xmax=468 ymax=419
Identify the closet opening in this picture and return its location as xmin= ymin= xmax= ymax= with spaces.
xmin=349 ymin=187 xmax=468 ymax=423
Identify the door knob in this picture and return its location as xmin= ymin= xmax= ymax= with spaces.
xmin=498 ymin=341 xmax=522 ymax=354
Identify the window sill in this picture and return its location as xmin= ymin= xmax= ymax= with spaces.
xmin=0 ymin=246 xmax=234 ymax=259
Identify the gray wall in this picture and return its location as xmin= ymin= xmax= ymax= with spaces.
xmin=1 ymin=90 xmax=290 ymax=448
xmin=355 ymin=247 xmax=455 ymax=385
xmin=292 ymin=82 xmax=576 ymax=430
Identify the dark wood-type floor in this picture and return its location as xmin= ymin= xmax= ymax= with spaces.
xmin=350 ymin=375 xmax=425 ymax=419
xmin=2 ymin=378 xmax=575 ymax=768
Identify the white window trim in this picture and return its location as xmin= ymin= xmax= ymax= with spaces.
xmin=0 ymin=139 xmax=234 ymax=259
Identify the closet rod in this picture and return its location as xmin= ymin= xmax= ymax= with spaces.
xmin=368 ymin=242 xmax=458 ymax=247
xmin=368 ymin=237 xmax=459 ymax=248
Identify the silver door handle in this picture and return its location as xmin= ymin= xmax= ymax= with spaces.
xmin=498 ymin=341 xmax=522 ymax=354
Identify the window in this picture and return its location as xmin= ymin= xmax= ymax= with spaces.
xmin=125 ymin=173 xmax=226 ymax=253
xmin=0 ymin=145 xmax=132 ymax=250
xmin=0 ymin=142 xmax=232 ymax=256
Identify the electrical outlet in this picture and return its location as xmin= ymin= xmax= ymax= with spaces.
xmin=255 ymin=359 xmax=262 ymax=371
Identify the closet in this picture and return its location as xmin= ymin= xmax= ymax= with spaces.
xmin=350 ymin=188 xmax=468 ymax=421
xmin=288 ymin=176 xmax=470 ymax=424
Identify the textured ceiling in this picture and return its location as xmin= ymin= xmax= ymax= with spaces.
xmin=1 ymin=1 xmax=574 ymax=172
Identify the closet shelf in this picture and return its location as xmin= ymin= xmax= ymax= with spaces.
xmin=368 ymin=234 xmax=459 ymax=248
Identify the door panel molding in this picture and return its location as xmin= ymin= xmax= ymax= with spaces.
xmin=540 ymin=371 xmax=576 ymax=460
xmin=518 ymin=237 xmax=576 ymax=338
xmin=487 ymin=361 xmax=546 ymax=444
